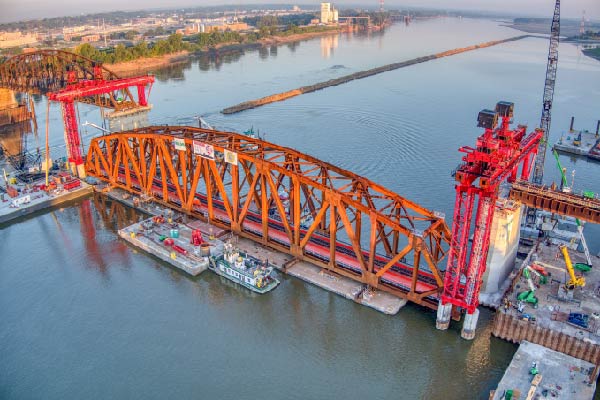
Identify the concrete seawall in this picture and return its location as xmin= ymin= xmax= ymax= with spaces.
xmin=221 ymin=35 xmax=529 ymax=114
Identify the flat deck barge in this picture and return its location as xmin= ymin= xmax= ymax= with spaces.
xmin=118 ymin=216 xmax=223 ymax=276
xmin=553 ymin=119 xmax=600 ymax=157
xmin=492 ymin=341 xmax=597 ymax=399
xmin=0 ymin=174 xmax=92 ymax=225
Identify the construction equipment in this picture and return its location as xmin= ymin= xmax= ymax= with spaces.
xmin=530 ymin=361 xmax=539 ymax=376
xmin=553 ymin=148 xmax=568 ymax=191
xmin=517 ymin=267 xmax=541 ymax=307
xmin=191 ymin=229 xmax=204 ymax=246
xmin=528 ymin=265 xmax=548 ymax=285
xmin=527 ymin=0 xmax=560 ymax=223
xmin=530 ymin=263 xmax=549 ymax=277
xmin=442 ymin=102 xmax=543 ymax=314
xmin=568 ymin=312 xmax=589 ymax=329
xmin=559 ymin=245 xmax=586 ymax=291
xmin=47 ymin=74 xmax=154 ymax=178
xmin=553 ymin=149 xmax=593 ymax=270
xmin=573 ymin=131 xmax=582 ymax=147
xmin=575 ymin=220 xmax=592 ymax=271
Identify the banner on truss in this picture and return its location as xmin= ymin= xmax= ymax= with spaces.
xmin=193 ymin=141 xmax=215 ymax=160
xmin=173 ymin=138 xmax=186 ymax=151
xmin=224 ymin=149 xmax=238 ymax=166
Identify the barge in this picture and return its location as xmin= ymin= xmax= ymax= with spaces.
xmin=553 ymin=117 xmax=600 ymax=157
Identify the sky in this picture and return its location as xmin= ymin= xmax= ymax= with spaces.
xmin=0 ymin=0 xmax=599 ymax=24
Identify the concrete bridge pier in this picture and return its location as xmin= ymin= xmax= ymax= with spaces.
xmin=461 ymin=309 xmax=480 ymax=340
xmin=436 ymin=301 xmax=452 ymax=330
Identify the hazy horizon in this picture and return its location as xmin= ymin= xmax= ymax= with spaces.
xmin=1 ymin=0 xmax=599 ymax=25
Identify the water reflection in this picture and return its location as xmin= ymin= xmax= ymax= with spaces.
xmin=0 ymin=120 xmax=30 ymax=158
xmin=321 ymin=35 xmax=339 ymax=59
xmin=140 ymin=29 xmax=388 ymax=84
xmin=91 ymin=193 xmax=141 ymax=231
xmin=287 ymin=41 xmax=299 ymax=53
xmin=0 ymin=93 xmax=39 ymax=171
xmin=152 ymin=59 xmax=193 ymax=82
xmin=258 ymin=46 xmax=269 ymax=60
xmin=77 ymin=197 xmax=134 ymax=276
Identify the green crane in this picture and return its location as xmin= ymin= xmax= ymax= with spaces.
xmin=552 ymin=148 xmax=568 ymax=190
xmin=517 ymin=266 xmax=547 ymax=307
xmin=552 ymin=149 xmax=593 ymax=271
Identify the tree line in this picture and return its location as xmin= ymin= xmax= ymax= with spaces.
xmin=74 ymin=23 xmax=338 ymax=64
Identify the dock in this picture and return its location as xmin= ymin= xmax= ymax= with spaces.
xmin=492 ymin=341 xmax=597 ymax=400
xmin=491 ymin=240 xmax=600 ymax=365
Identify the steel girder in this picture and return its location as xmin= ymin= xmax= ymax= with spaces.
xmin=510 ymin=180 xmax=600 ymax=224
xmin=86 ymin=125 xmax=451 ymax=308
xmin=0 ymin=50 xmax=117 ymax=93
xmin=0 ymin=49 xmax=144 ymax=111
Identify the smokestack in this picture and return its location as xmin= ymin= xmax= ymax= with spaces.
xmin=596 ymin=120 xmax=599 ymax=137
xmin=570 ymin=116 xmax=575 ymax=132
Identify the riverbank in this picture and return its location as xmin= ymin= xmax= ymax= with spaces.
xmin=504 ymin=19 xmax=599 ymax=37
xmin=106 ymin=28 xmax=342 ymax=77
xmin=256 ymin=29 xmax=340 ymax=46
xmin=107 ymin=51 xmax=190 ymax=76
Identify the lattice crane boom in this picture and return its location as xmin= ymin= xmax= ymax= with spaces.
xmin=531 ymin=0 xmax=560 ymax=188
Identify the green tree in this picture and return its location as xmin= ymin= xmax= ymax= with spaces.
xmin=114 ymin=44 xmax=129 ymax=62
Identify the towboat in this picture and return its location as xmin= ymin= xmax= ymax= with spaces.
xmin=210 ymin=241 xmax=279 ymax=293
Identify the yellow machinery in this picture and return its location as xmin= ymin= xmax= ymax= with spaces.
xmin=559 ymin=245 xmax=586 ymax=290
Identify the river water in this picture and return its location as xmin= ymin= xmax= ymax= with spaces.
xmin=2 ymin=18 xmax=600 ymax=399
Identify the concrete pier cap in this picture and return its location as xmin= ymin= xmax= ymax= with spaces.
xmin=436 ymin=301 xmax=452 ymax=330
xmin=461 ymin=308 xmax=480 ymax=340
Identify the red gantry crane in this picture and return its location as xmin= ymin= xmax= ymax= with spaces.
xmin=47 ymin=64 xmax=154 ymax=178
xmin=438 ymin=102 xmax=543 ymax=338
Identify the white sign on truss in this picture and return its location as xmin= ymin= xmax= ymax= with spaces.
xmin=224 ymin=149 xmax=238 ymax=166
xmin=193 ymin=141 xmax=215 ymax=160
xmin=174 ymin=138 xmax=186 ymax=151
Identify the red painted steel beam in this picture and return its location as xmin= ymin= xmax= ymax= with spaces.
xmin=47 ymin=76 xmax=154 ymax=102
xmin=47 ymin=76 xmax=154 ymax=168
xmin=61 ymin=101 xmax=83 ymax=165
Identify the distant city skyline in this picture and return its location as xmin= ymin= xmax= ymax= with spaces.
xmin=1 ymin=0 xmax=599 ymax=24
